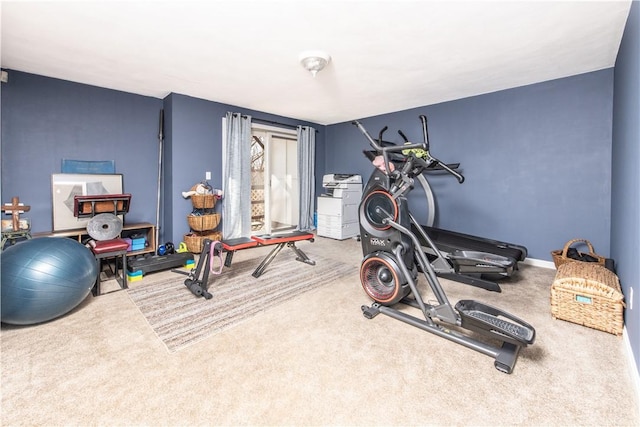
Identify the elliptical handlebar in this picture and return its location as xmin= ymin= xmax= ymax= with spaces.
xmin=418 ymin=114 xmax=464 ymax=183
xmin=352 ymin=118 xmax=465 ymax=184
xmin=352 ymin=120 xmax=428 ymax=154
xmin=352 ymin=120 xmax=381 ymax=150
xmin=419 ymin=115 xmax=430 ymax=150
xmin=427 ymin=156 xmax=465 ymax=184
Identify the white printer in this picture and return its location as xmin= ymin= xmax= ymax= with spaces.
xmin=317 ymin=174 xmax=363 ymax=240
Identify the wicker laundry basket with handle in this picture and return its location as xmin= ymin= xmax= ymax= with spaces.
xmin=551 ymin=262 xmax=625 ymax=336
xmin=550 ymin=238 xmax=607 ymax=269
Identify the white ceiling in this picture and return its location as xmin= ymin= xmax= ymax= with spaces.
xmin=1 ymin=1 xmax=632 ymax=125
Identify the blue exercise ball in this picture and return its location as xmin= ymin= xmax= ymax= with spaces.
xmin=1 ymin=237 xmax=98 ymax=325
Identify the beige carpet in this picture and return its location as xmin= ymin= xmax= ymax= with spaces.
xmin=128 ymin=253 xmax=353 ymax=352
xmin=1 ymin=236 xmax=638 ymax=426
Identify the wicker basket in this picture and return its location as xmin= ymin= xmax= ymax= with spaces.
xmin=551 ymin=262 xmax=625 ymax=336
xmin=191 ymin=194 xmax=216 ymax=209
xmin=184 ymin=231 xmax=223 ymax=254
xmin=550 ymin=238 xmax=607 ymax=269
xmin=187 ymin=213 xmax=220 ymax=231
xmin=189 ymin=184 xmax=216 ymax=209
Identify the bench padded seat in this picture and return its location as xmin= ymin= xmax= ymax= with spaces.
xmin=251 ymin=231 xmax=314 ymax=245
xmin=222 ymin=237 xmax=259 ymax=251
xmin=92 ymin=238 xmax=129 ymax=254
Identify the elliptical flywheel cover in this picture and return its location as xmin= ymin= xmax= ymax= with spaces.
xmin=363 ymin=190 xmax=398 ymax=231
xmin=360 ymin=252 xmax=409 ymax=305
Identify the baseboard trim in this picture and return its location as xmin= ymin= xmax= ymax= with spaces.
xmin=523 ymin=257 xmax=556 ymax=269
xmin=623 ymin=326 xmax=640 ymax=414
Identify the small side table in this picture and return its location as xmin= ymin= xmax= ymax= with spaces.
xmin=1 ymin=196 xmax=31 ymax=250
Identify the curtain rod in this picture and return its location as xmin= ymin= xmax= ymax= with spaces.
xmin=251 ymin=117 xmax=297 ymax=129
xmin=238 ymin=114 xmax=318 ymax=132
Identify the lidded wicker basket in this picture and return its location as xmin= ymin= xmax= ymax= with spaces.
xmin=551 ymin=262 xmax=625 ymax=336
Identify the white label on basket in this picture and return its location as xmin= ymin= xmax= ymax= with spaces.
xmin=576 ymin=295 xmax=592 ymax=304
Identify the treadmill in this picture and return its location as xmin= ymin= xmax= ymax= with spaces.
xmin=421 ymin=225 xmax=527 ymax=263
xmin=411 ymin=221 xmax=527 ymax=292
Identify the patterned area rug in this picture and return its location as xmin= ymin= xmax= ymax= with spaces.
xmin=128 ymin=251 xmax=353 ymax=352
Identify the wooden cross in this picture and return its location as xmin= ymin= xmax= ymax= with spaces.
xmin=1 ymin=197 xmax=31 ymax=232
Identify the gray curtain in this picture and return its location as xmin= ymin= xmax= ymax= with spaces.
xmin=296 ymin=126 xmax=316 ymax=231
xmin=222 ymin=112 xmax=252 ymax=239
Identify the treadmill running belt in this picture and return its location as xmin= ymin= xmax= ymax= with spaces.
xmin=414 ymin=225 xmax=527 ymax=261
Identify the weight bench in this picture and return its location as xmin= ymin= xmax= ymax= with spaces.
xmin=222 ymin=231 xmax=316 ymax=278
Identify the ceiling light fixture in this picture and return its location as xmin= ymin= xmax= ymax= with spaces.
xmin=299 ymin=50 xmax=331 ymax=77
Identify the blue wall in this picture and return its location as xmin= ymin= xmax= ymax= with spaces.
xmin=1 ymin=70 xmax=324 ymax=243
xmin=162 ymin=93 xmax=224 ymax=244
xmin=612 ymin=0 xmax=639 ymax=377
xmin=325 ymin=70 xmax=614 ymax=262
xmin=2 ymin=69 xmax=616 ymax=262
xmin=0 ymin=72 xmax=162 ymax=228
xmin=0 ymin=72 xmax=325 ymax=244
xmin=161 ymin=93 xmax=324 ymax=244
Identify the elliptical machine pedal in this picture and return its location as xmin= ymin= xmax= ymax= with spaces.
xmin=455 ymin=300 xmax=535 ymax=345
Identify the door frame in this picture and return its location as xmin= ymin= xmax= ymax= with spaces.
xmin=252 ymin=123 xmax=297 ymax=234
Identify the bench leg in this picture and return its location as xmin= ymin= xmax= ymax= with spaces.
xmin=92 ymin=266 xmax=102 ymax=296
xmin=224 ymin=251 xmax=235 ymax=268
xmin=288 ymin=242 xmax=316 ymax=266
xmin=118 ymin=253 xmax=128 ymax=290
xmin=252 ymin=243 xmax=285 ymax=278
xmin=93 ymin=251 xmax=128 ymax=296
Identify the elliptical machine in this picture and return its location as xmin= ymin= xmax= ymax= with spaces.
xmin=353 ymin=116 xmax=535 ymax=374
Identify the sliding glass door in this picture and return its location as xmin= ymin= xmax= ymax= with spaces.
xmin=251 ymin=125 xmax=298 ymax=234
